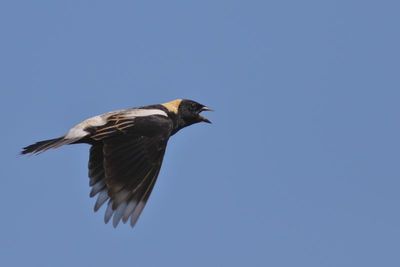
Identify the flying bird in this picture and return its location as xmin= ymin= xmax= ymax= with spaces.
xmin=22 ymin=99 xmax=212 ymax=228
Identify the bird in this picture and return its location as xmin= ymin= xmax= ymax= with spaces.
xmin=21 ymin=99 xmax=212 ymax=228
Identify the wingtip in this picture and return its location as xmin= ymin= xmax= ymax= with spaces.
xmin=104 ymin=201 xmax=114 ymax=224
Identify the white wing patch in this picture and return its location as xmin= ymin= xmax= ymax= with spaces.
xmin=64 ymin=108 xmax=168 ymax=140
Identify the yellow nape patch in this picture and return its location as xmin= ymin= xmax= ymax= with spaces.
xmin=162 ymin=99 xmax=182 ymax=114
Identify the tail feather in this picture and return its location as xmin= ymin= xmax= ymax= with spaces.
xmin=21 ymin=137 xmax=70 ymax=155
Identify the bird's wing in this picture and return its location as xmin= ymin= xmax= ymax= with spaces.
xmin=88 ymin=116 xmax=172 ymax=228
xmin=88 ymin=109 xmax=168 ymax=141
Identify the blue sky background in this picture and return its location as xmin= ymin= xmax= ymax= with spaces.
xmin=1 ymin=1 xmax=400 ymax=266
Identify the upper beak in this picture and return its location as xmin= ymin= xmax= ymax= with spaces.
xmin=201 ymin=106 xmax=213 ymax=112
xmin=199 ymin=106 xmax=213 ymax=123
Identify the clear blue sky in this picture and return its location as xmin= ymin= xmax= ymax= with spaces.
xmin=1 ymin=1 xmax=399 ymax=266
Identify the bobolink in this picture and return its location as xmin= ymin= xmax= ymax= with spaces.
xmin=22 ymin=99 xmax=212 ymax=228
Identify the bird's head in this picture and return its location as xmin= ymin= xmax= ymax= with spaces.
xmin=162 ymin=99 xmax=212 ymax=130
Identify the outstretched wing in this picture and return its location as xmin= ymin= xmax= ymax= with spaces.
xmin=88 ymin=116 xmax=172 ymax=228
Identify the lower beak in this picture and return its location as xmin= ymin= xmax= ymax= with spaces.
xmin=201 ymin=117 xmax=212 ymax=124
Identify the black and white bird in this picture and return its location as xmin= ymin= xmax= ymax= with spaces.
xmin=22 ymin=99 xmax=212 ymax=228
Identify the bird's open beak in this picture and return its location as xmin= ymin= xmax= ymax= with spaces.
xmin=199 ymin=106 xmax=213 ymax=123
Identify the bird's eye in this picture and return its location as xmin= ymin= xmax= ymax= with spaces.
xmin=191 ymin=103 xmax=196 ymax=109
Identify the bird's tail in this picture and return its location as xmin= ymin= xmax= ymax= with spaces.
xmin=21 ymin=137 xmax=72 ymax=155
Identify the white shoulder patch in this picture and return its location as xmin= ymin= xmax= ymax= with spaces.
xmin=123 ymin=108 xmax=168 ymax=118
xmin=64 ymin=108 xmax=168 ymax=140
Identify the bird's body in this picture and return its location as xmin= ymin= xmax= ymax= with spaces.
xmin=22 ymin=99 xmax=211 ymax=228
